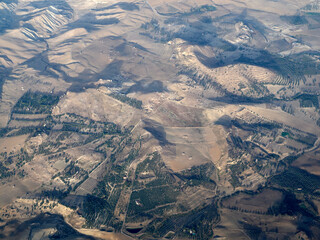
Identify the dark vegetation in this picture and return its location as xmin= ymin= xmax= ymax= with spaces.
xmin=231 ymin=119 xmax=281 ymax=131
xmin=281 ymin=15 xmax=308 ymax=25
xmin=229 ymin=162 xmax=246 ymax=188
xmin=127 ymin=156 xmax=218 ymax=239
xmin=269 ymin=167 xmax=320 ymax=195
xmin=241 ymin=222 xmax=266 ymax=240
xmin=134 ymin=152 xmax=175 ymax=189
xmin=0 ymin=148 xmax=33 ymax=173
xmin=305 ymin=12 xmax=320 ymax=25
xmin=176 ymin=163 xmax=216 ymax=188
xmin=39 ymin=188 xmax=71 ymax=201
xmin=267 ymin=191 xmax=310 ymax=216
xmin=0 ymin=161 xmax=14 ymax=179
xmin=109 ymin=92 xmax=142 ymax=109
xmin=144 ymin=203 xmax=218 ymax=239
xmin=12 ymin=91 xmax=60 ymax=114
xmin=266 ymin=190 xmax=320 ymax=239
xmin=80 ymin=135 xmax=141 ymax=227
xmin=81 ymin=195 xmax=113 ymax=227
xmin=226 ymin=131 xmax=283 ymax=186
xmin=293 ymin=93 xmax=319 ymax=108
xmin=53 ymin=113 xmax=122 ymax=135
xmin=182 ymin=5 xmax=217 ymax=16
xmin=127 ymin=153 xmax=180 ymax=217
xmin=200 ymin=16 xmax=213 ymax=24
xmin=1 ymin=3 xmax=320 ymax=239
xmin=279 ymin=128 xmax=317 ymax=146
xmin=128 ymin=185 xmax=179 ymax=214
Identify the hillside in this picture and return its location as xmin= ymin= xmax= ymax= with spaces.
xmin=1 ymin=0 xmax=320 ymax=239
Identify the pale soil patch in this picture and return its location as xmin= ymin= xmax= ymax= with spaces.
xmin=0 ymin=29 xmax=46 ymax=68
xmin=208 ymin=125 xmax=229 ymax=170
xmin=47 ymin=28 xmax=88 ymax=48
xmin=161 ymin=143 xmax=210 ymax=172
xmin=150 ymin=101 xmax=205 ymax=127
xmin=25 ymin=134 xmax=48 ymax=153
xmin=0 ymin=198 xmax=87 ymax=230
xmin=246 ymin=105 xmax=320 ymax=136
xmin=8 ymin=120 xmax=41 ymax=128
xmin=285 ymin=138 xmax=309 ymax=151
xmin=148 ymin=0 xmax=212 ymax=10
xmin=0 ymin=134 xmax=28 ymax=153
xmin=265 ymin=84 xmax=286 ymax=96
xmin=213 ymin=0 xmax=310 ymax=15
xmin=53 ymin=87 xmax=141 ymax=127
xmin=165 ymin=127 xmax=210 ymax=145
xmin=75 ymin=153 xmax=103 ymax=172
xmin=204 ymin=105 xmax=243 ymax=123
xmin=164 ymin=126 xmax=227 ymax=170
xmin=148 ymin=105 xmax=232 ymax=172
xmin=295 ymin=28 xmax=320 ymax=50
xmin=78 ymin=229 xmax=132 ymax=240
xmin=23 ymin=155 xmax=58 ymax=183
xmin=52 ymin=160 xmax=68 ymax=171
xmin=0 ymin=178 xmax=39 ymax=207
xmin=12 ymin=114 xmax=48 ymax=119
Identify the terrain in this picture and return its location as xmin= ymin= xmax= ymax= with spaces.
xmin=1 ymin=0 xmax=320 ymax=239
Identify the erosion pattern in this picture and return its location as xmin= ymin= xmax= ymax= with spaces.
xmin=1 ymin=0 xmax=320 ymax=239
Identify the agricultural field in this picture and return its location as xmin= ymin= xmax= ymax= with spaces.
xmin=1 ymin=0 xmax=320 ymax=239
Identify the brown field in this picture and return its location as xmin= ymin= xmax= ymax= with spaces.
xmin=161 ymin=143 xmax=211 ymax=172
xmin=214 ymin=208 xmax=298 ymax=239
xmin=161 ymin=126 xmax=227 ymax=171
xmin=8 ymin=120 xmax=42 ymax=128
xmin=0 ymin=178 xmax=40 ymax=207
xmin=247 ymin=105 xmax=320 ymax=136
xmin=78 ymin=229 xmax=132 ymax=240
xmin=213 ymin=0 xmax=310 ymax=15
xmin=53 ymin=87 xmax=142 ymax=127
xmin=0 ymin=0 xmax=320 ymax=238
xmin=150 ymin=101 xmax=205 ymax=128
xmin=293 ymin=148 xmax=320 ymax=176
xmin=222 ymin=189 xmax=283 ymax=213
xmin=0 ymin=135 xmax=28 ymax=153
xmin=179 ymin=186 xmax=215 ymax=210
xmin=11 ymin=114 xmax=48 ymax=120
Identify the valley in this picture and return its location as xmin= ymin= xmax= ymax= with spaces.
xmin=1 ymin=0 xmax=320 ymax=239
